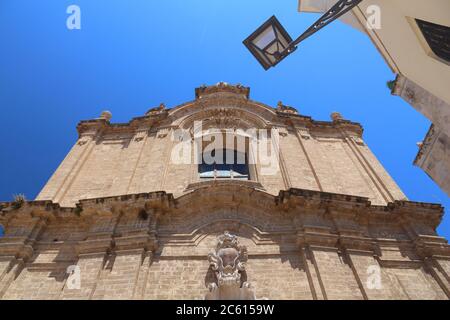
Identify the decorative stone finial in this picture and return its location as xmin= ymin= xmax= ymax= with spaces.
xmin=99 ymin=111 xmax=112 ymax=121
xmin=331 ymin=112 xmax=343 ymax=121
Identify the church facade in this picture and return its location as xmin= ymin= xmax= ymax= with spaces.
xmin=0 ymin=83 xmax=449 ymax=299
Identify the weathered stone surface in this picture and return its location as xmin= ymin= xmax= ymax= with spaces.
xmin=415 ymin=125 xmax=450 ymax=197
xmin=34 ymin=83 xmax=406 ymax=208
xmin=0 ymin=84 xmax=448 ymax=300
xmin=0 ymin=185 xmax=448 ymax=300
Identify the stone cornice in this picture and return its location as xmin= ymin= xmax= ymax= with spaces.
xmin=280 ymin=115 xmax=364 ymax=137
xmin=414 ymin=124 xmax=436 ymax=165
xmin=76 ymin=110 xmax=169 ymax=137
xmin=277 ymin=188 xmax=371 ymax=208
xmin=185 ymin=179 xmax=265 ymax=193
xmin=73 ymin=83 xmax=364 ymax=138
xmin=1 ymin=188 xmax=443 ymax=227
xmin=1 ymin=187 xmax=448 ymax=258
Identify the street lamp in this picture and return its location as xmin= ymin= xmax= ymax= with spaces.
xmin=243 ymin=0 xmax=363 ymax=70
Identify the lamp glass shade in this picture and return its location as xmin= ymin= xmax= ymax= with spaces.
xmin=243 ymin=16 xmax=295 ymax=70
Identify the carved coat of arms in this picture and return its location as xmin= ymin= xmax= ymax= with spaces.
xmin=205 ymin=231 xmax=256 ymax=300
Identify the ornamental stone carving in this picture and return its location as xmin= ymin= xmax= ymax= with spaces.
xmin=145 ymin=103 xmax=166 ymax=116
xmin=331 ymin=112 xmax=343 ymax=121
xmin=205 ymin=231 xmax=256 ymax=300
xmin=277 ymin=101 xmax=298 ymax=114
xmin=196 ymin=82 xmax=250 ymax=99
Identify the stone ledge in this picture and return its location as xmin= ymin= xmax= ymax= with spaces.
xmin=1 ymin=186 xmax=443 ymax=222
xmin=185 ymin=179 xmax=265 ymax=193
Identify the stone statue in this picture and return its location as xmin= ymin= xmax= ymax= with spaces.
xmin=205 ymin=231 xmax=256 ymax=300
xmin=145 ymin=103 xmax=166 ymax=116
xmin=98 ymin=110 xmax=112 ymax=121
xmin=276 ymin=101 xmax=298 ymax=114
xmin=330 ymin=111 xmax=344 ymax=121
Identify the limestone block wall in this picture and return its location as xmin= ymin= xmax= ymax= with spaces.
xmin=35 ymin=105 xmax=406 ymax=207
xmin=1 ymin=187 xmax=449 ymax=300
xmin=279 ymin=128 xmax=406 ymax=205
xmin=9 ymin=84 xmax=445 ymax=300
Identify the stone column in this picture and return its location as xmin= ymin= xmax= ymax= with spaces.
xmin=0 ymin=257 xmax=25 ymax=299
xmin=0 ymin=214 xmax=49 ymax=298
xmin=61 ymin=238 xmax=113 ymax=300
xmin=298 ymin=244 xmax=326 ymax=300
xmin=132 ymin=251 xmax=153 ymax=299
xmin=38 ymin=121 xmax=105 ymax=205
xmin=300 ymin=228 xmax=365 ymax=300
xmin=91 ymin=248 xmax=145 ymax=300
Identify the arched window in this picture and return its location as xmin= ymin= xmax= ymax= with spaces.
xmin=199 ymin=149 xmax=249 ymax=180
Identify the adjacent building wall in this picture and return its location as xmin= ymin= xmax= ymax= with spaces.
xmin=298 ymin=0 xmax=450 ymax=195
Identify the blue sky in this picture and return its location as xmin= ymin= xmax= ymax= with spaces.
xmin=0 ymin=0 xmax=448 ymax=238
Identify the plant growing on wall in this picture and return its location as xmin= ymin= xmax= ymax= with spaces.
xmin=74 ymin=206 xmax=83 ymax=216
xmin=11 ymin=194 xmax=26 ymax=210
xmin=387 ymin=79 xmax=397 ymax=91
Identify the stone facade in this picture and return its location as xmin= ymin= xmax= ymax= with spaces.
xmin=298 ymin=0 xmax=450 ymax=197
xmin=0 ymin=83 xmax=449 ymax=300
xmin=34 ymin=83 xmax=407 ymax=208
